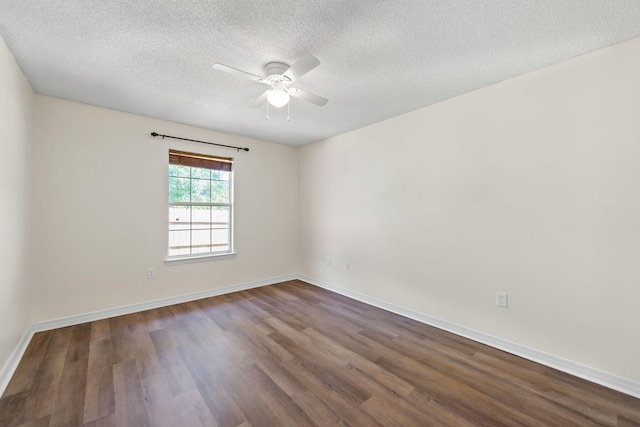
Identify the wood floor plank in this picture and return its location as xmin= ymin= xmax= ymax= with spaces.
xmin=112 ymin=359 xmax=150 ymax=427
xmin=109 ymin=311 xmax=146 ymax=337
xmin=83 ymin=413 xmax=116 ymax=427
xmin=48 ymin=358 xmax=88 ymax=427
xmin=2 ymin=280 xmax=639 ymax=426
xmin=0 ymin=391 xmax=29 ymax=426
xmin=139 ymin=306 xmax=177 ymax=332
xmin=361 ymin=394 xmax=446 ymax=427
xmin=279 ymin=358 xmax=385 ymax=427
xmin=172 ymin=388 xmax=218 ymax=427
xmin=13 ymin=415 xmax=50 ymax=427
xmin=176 ymin=340 xmax=248 ymax=426
xmin=2 ymin=333 xmax=50 ymax=397
xmin=257 ymin=358 xmax=346 ymax=425
xmin=236 ymin=363 xmax=317 ymax=426
xmin=288 ymin=388 xmax=343 ymax=426
xmin=303 ymin=327 xmax=416 ymax=397
xmin=89 ymin=319 xmax=111 ymax=343
xmin=9 ymin=327 xmax=74 ymax=425
xmin=83 ymin=363 xmax=114 ymax=423
xmin=148 ymin=328 xmax=197 ymax=396
xmin=234 ymin=320 xmax=296 ymax=365
xmin=139 ymin=372 xmax=185 ymax=427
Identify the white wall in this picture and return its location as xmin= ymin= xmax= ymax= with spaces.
xmin=31 ymin=96 xmax=299 ymax=322
xmin=299 ymin=36 xmax=640 ymax=382
xmin=0 ymin=37 xmax=33 ymax=371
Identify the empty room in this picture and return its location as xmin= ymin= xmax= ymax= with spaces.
xmin=1 ymin=1 xmax=639 ymax=426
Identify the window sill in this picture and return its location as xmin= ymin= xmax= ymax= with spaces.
xmin=165 ymin=252 xmax=236 ymax=266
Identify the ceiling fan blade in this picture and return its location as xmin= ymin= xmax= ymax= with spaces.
xmin=212 ymin=63 xmax=265 ymax=83
xmin=252 ymin=90 xmax=270 ymax=108
xmin=283 ymin=54 xmax=320 ymax=80
xmin=290 ymin=88 xmax=328 ymax=107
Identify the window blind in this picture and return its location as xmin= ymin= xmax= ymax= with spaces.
xmin=169 ymin=150 xmax=233 ymax=171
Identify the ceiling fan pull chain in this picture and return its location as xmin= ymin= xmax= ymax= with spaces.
xmin=287 ymin=101 xmax=291 ymax=121
xmin=266 ymin=100 xmax=270 ymax=120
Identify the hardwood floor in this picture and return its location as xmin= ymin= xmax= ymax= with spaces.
xmin=1 ymin=280 xmax=638 ymax=426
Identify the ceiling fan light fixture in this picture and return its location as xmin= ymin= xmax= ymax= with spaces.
xmin=212 ymin=54 xmax=327 ymax=112
xmin=267 ymin=89 xmax=290 ymax=108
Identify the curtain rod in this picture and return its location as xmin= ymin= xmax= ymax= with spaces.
xmin=151 ymin=132 xmax=250 ymax=152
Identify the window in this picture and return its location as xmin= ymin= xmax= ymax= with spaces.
xmin=168 ymin=150 xmax=233 ymax=259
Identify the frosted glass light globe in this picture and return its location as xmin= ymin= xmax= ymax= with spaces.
xmin=267 ymin=89 xmax=290 ymax=108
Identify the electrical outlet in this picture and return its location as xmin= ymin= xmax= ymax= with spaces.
xmin=344 ymin=261 xmax=350 ymax=271
xmin=147 ymin=268 xmax=155 ymax=279
xmin=496 ymin=292 xmax=508 ymax=308
xmin=324 ymin=256 xmax=332 ymax=267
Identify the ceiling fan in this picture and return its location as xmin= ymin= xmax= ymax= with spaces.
xmin=212 ymin=54 xmax=328 ymax=112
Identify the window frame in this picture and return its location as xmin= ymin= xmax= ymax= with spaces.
xmin=165 ymin=150 xmax=235 ymax=265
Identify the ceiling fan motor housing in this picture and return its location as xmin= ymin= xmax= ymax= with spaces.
xmin=263 ymin=62 xmax=292 ymax=83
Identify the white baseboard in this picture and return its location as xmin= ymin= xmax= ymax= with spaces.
xmin=0 ymin=326 xmax=34 ymax=397
xmin=3 ymin=273 xmax=639 ymax=401
xmin=297 ymin=274 xmax=640 ymax=400
xmin=32 ymin=274 xmax=297 ymax=333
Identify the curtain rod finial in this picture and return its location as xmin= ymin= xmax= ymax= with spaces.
xmin=151 ymin=132 xmax=159 ymax=137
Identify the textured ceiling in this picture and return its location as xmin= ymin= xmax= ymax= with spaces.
xmin=1 ymin=1 xmax=640 ymax=146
